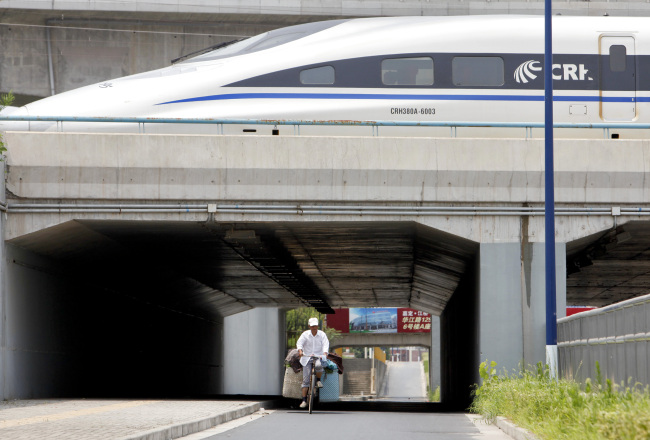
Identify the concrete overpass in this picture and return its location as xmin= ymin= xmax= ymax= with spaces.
xmin=4 ymin=0 xmax=650 ymax=18
xmin=3 ymin=131 xmax=650 ymax=407
xmin=332 ymin=333 xmax=432 ymax=350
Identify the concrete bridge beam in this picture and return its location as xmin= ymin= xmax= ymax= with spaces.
xmin=3 ymin=132 xmax=636 ymax=243
xmin=331 ymin=333 xmax=431 ymax=349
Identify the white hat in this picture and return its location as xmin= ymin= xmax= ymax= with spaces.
xmin=308 ymin=317 xmax=318 ymax=327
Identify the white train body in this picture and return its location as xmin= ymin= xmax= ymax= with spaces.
xmin=2 ymin=15 xmax=650 ymax=138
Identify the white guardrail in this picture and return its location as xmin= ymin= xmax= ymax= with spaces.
xmin=2 ymin=115 xmax=650 ymax=138
xmin=558 ymin=294 xmax=650 ymax=389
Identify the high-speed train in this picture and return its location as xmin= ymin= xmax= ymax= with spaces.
xmin=2 ymin=15 xmax=650 ymax=138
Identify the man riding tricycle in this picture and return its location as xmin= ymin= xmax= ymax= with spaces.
xmin=283 ymin=317 xmax=342 ymax=413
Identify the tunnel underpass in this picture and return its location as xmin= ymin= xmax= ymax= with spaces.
xmin=4 ymin=219 xmax=479 ymax=407
xmin=4 ymin=216 xmax=650 ymax=408
xmin=566 ymin=220 xmax=650 ymax=307
xmin=7 ymin=217 xmax=649 ymax=407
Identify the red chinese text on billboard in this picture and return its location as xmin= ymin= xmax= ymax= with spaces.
xmin=397 ymin=308 xmax=431 ymax=333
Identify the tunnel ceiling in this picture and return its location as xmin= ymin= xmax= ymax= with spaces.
xmin=8 ymin=220 xmax=478 ymax=320
xmin=566 ymin=221 xmax=650 ymax=307
xmin=11 ymin=218 xmax=650 ymax=318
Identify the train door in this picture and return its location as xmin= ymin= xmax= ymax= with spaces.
xmin=600 ymin=36 xmax=636 ymax=121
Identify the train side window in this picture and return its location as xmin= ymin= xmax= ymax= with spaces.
xmin=381 ymin=57 xmax=434 ymax=86
xmin=452 ymin=57 xmax=504 ymax=86
xmin=300 ymin=66 xmax=335 ymax=85
xmin=609 ymin=45 xmax=627 ymax=72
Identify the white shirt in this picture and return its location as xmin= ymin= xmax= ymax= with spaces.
xmin=296 ymin=329 xmax=330 ymax=366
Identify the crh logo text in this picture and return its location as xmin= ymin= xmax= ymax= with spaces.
xmin=514 ymin=60 xmax=593 ymax=83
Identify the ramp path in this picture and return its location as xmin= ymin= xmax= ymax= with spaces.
xmin=380 ymin=361 xmax=428 ymax=401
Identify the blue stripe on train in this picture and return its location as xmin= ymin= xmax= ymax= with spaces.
xmin=158 ymin=93 xmax=645 ymax=105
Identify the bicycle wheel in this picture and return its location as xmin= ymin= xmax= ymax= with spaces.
xmin=308 ymin=366 xmax=316 ymax=414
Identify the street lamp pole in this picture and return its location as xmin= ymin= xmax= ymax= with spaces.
xmin=544 ymin=0 xmax=558 ymax=379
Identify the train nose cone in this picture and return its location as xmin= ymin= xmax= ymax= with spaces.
xmin=1 ymin=105 xmax=60 ymax=132
xmin=0 ymin=105 xmax=19 ymax=115
xmin=0 ymin=106 xmax=31 ymax=132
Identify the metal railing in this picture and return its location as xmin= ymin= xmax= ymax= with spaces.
xmin=5 ymin=203 xmax=649 ymax=216
xmin=2 ymin=115 xmax=650 ymax=138
xmin=558 ymin=294 xmax=650 ymax=389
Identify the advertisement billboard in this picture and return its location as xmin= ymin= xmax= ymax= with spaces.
xmin=326 ymin=307 xmax=431 ymax=333
xmin=349 ymin=308 xmax=397 ymax=333
xmin=397 ymin=308 xmax=432 ymax=332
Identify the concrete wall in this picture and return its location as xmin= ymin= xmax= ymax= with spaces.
xmin=0 ymin=161 xmax=5 ymax=400
xmin=441 ymin=242 xmax=566 ymax=409
xmin=4 ymin=132 xmax=631 ymax=245
xmin=1 ymin=244 xmax=224 ymax=400
xmin=6 ymin=0 xmax=648 ymax=16
xmin=440 ymin=255 xmax=478 ymax=409
xmin=223 ymin=308 xmax=284 ymax=395
xmin=375 ymin=357 xmax=387 ymax=395
xmin=558 ymin=294 xmax=650 ymax=388
xmin=331 ymin=332 xmax=431 ymax=349
xmin=478 ymin=242 xmax=566 ymax=374
xmin=430 ymin=315 xmax=441 ymax=391
xmin=0 ymin=18 xmax=276 ymax=101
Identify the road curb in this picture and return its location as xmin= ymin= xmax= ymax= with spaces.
xmin=122 ymin=400 xmax=276 ymax=440
xmin=495 ymin=416 xmax=539 ymax=440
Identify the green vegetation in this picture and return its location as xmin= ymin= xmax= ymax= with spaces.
xmin=0 ymin=91 xmax=15 ymax=159
xmin=342 ymin=347 xmax=390 ymax=359
xmin=429 ymin=386 xmax=440 ymax=402
xmin=470 ymin=360 xmax=650 ymax=440
xmin=285 ymin=307 xmax=341 ymax=349
xmin=345 ymin=347 xmax=365 ymax=358
xmin=422 ymin=351 xmax=440 ymax=402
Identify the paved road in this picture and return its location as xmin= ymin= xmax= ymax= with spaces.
xmin=183 ymin=409 xmax=513 ymax=440
xmin=0 ymin=398 xmax=514 ymax=440
xmin=380 ymin=361 xmax=428 ymax=401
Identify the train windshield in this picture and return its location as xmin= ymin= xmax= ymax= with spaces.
xmin=181 ymin=20 xmax=349 ymax=63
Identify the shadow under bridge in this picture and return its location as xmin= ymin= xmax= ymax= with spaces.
xmin=5 ymin=218 xmax=477 ymax=405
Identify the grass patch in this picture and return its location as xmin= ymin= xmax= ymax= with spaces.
xmin=470 ymin=361 xmax=650 ymax=440
xmin=423 ymin=359 xmax=429 ymax=382
xmin=429 ymin=386 xmax=440 ymax=402
xmin=422 ymin=355 xmax=440 ymax=402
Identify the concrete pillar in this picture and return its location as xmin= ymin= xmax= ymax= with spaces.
xmin=430 ymin=316 xmax=441 ymax=391
xmin=478 ymin=242 xmax=566 ymax=374
xmin=223 ymin=308 xmax=284 ymax=395
xmin=478 ymin=243 xmax=524 ymax=372
xmin=520 ymin=242 xmax=567 ymax=365
xmin=0 ymin=161 xmax=5 ymax=400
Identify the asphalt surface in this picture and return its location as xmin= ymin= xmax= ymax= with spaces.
xmin=0 ymin=398 xmax=516 ymax=440
xmin=183 ymin=409 xmax=514 ymax=440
